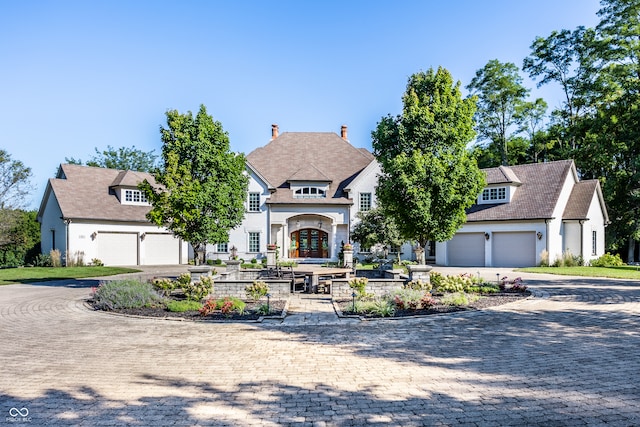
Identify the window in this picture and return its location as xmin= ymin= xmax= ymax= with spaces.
xmin=248 ymin=192 xmax=260 ymax=212
xmin=248 ymin=232 xmax=260 ymax=253
xmin=481 ymin=187 xmax=506 ymax=202
xmin=123 ymin=189 xmax=148 ymax=204
xmin=217 ymin=242 xmax=228 ymax=253
xmin=293 ymin=186 xmax=326 ymax=198
xmin=359 ymin=193 xmax=372 ymax=212
xmin=592 ymin=231 xmax=597 ymax=256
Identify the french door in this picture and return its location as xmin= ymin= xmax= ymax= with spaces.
xmin=290 ymin=229 xmax=328 ymax=258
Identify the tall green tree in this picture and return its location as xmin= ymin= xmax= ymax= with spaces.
xmin=0 ymin=210 xmax=40 ymax=267
xmin=66 ymin=145 xmax=158 ymax=172
xmin=0 ymin=150 xmax=33 ymax=255
xmin=467 ymin=60 xmax=530 ymax=166
xmin=372 ymin=67 xmax=485 ymax=253
xmin=518 ymin=98 xmax=549 ymax=162
xmin=351 ymin=207 xmax=403 ymax=261
xmin=139 ymin=105 xmax=248 ymax=264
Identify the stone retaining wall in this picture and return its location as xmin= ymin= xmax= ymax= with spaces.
xmin=331 ymin=278 xmax=406 ymax=298
xmin=211 ymin=279 xmax=291 ymax=299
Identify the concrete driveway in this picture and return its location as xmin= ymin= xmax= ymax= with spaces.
xmin=1 ymin=267 xmax=639 ymax=426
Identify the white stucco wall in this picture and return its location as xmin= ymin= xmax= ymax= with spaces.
xmin=585 ymin=192 xmax=607 ymax=263
xmin=39 ymin=189 xmax=66 ymax=258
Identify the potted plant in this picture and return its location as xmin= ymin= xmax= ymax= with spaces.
xmin=343 ymin=243 xmax=353 ymax=251
xmin=266 ymin=243 xmax=277 ymax=251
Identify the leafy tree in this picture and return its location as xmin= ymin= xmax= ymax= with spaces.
xmin=518 ymin=98 xmax=549 ymax=163
xmin=0 ymin=149 xmax=33 ymax=210
xmin=351 ymin=207 xmax=403 ymax=261
xmin=467 ymin=60 xmax=530 ymax=166
xmin=65 ymin=145 xmax=158 ymax=172
xmin=139 ymin=105 xmax=248 ymax=264
xmin=372 ymin=67 xmax=485 ymax=253
xmin=0 ymin=210 xmax=40 ymax=267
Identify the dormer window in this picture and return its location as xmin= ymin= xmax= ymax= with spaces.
xmin=481 ymin=187 xmax=507 ymax=203
xmin=293 ymin=186 xmax=327 ymax=198
xmin=123 ymin=189 xmax=149 ymax=205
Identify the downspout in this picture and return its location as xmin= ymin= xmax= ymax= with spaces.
xmin=545 ymin=218 xmax=550 ymax=266
xmin=579 ymin=220 xmax=585 ymax=261
xmin=64 ymin=218 xmax=71 ymax=266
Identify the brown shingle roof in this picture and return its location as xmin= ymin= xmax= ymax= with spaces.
xmin=467 ymin=160 xmax=574 ymax=222
xmin=246 ymin=132 xmax=375 ymax=204
xmin=563 ymin=180 xmax=599 ymax=220
xmin=48 ymin=164 xmax=155 ymax=222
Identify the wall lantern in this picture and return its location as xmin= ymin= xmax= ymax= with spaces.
xmin=537 ymin=232 xmax=543 ymax=240
xmin=140 ymin=232 xmax=146 ymax=241
xmin=90 ymin=232 xmax=97 ymax=240
xmin=318 ymin=220 xmax=323 ymax=229
xmin=484 ymin=232 xmax=490 ymax=240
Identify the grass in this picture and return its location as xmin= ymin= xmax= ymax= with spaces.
xmin=518 ymin=265 xmax=640 ymax=280
xmin=0 ymin=266 xmax=140 ymax=285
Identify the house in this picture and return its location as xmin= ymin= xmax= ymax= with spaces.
xmin=208 ymin=125 xmax=384 ymax=263
xmin=435 ymin=160 xmax=609 ymax=267
xmin=38 ymin=164 xmax=189 ymax=266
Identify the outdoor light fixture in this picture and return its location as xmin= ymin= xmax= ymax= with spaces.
xmin=266 ymin=293 xmax=271 ymax=313
xmin=537 ymin=232 xmax=543 ymax=240
xmin=140 ymin=233 xmax=146 ymax=241
xmin=485 ymin=232 xmax=490 ymax=240
xmin=90 ymin=232 xmax=97 ymax=240
xmin=352 ymin=292 xmax=357 ymax=312
xmin=318 ymin=220 xmax=323 ymax=229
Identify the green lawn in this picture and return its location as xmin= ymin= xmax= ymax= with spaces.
xmin=0 ymin=266 xmax=140 ymax=285
xmin=517 ymin=265 xmax=640 ymax=280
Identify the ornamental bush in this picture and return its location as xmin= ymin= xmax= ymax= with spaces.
xmin=182 ymin=275 xmax=214 ymax=301
xmin=348 ymin=277 xmax=369 ymax=297
xmin=245 ymin=280 xmax=269 ymax=301
xmin=152 ymin=277 xmax=177 ymax=297
xmin=405 ymin=279 xmax=432 ymax=293
xmin=92 ymin=279 xmax=164 ymax=310
xmin=590 ymin=253 xmax=624 ymax=267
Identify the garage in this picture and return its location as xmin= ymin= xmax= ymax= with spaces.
xmin=447 ymin=233 xmax=485 ymax=266
xmin=492 ymin=232 xmax=536 ymax=267
xmin=97 ymin=232 xmax=138 ymax=266
xmin=142 ymin=233 xmax=181 ymax=265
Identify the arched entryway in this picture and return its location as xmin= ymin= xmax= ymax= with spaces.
xmin=290 ymin=229 xmax=329 ymax=258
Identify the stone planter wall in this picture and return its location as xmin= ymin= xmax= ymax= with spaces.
xmin=331 ymin=278 xmax=406 ymax=298
xmin=211 ymin=279 xmax=291 ymax=299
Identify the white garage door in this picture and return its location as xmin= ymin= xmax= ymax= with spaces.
xmin=97 ymin=232 xmax=138 ymax=266
xmin=143 ymin=233 xmax=180 ymax=265
xmin=447 ymin=233 xmax=485 ymax=266
xmin=492 ymin=232 xmax=536 ymax=267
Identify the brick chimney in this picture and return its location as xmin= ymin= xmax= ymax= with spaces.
xmin=271 ymin=124 xmax=279 ymax=140
xmin=341 ymin=125 xmax=348 ymax=140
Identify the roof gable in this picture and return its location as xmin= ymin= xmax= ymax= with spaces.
xmin=45 ymin=164 xmax=156 ymax=222
xmin=467 ymin=160 xmax=574 ymax=221
xmin=246 ymin=131 xmax=375 ymax=203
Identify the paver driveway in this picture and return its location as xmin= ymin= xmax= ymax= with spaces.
xmin=1 ymin=269 xmax=639 ymax=426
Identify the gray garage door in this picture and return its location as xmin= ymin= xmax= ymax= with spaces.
xmin=492 ymin=232 xmax=536 ymax=267
xmin=447 ymin=233 xmax=485 ymax=266
xmin=143 ymin=233 xmax=180 ymax=265
xmin=97 ymin=232 xmax=138 ymax=266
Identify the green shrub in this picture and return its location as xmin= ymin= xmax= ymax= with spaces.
xmin=440 ymin=292 xmax=473 ymax=307
xmin=199 ymin=297 xmax=246 ymax=316
xmin=405 ymin=279 xmax=432 ymax=292
xmin=348 ymin=277 xmax=368 ymax=297
xmin=92 ymin=279 xmax=164 ymax=310
xmin=33 ymin=253 xmax=52 ymax=267
xmin=255 ymin=303 xmax=271 ymax=315
xmin=387 ymin=288 xmax=424 ymax=310
xmin=466 ymin=284 xmax=500 ymax=294
xmin=182 ymin=275 xmax=214 ymax=301
xmin=590 ymin=253 xmax=624 ymax=267
xmin=166 ymin=300 xmax=203 ymax=312
xmin=350 ymin=299 xmax=395 ymax=317
xmin=552 ymin=250 xmax=583 ymax=267
xmin=152 ymin=277 xmax=177 ymax=297
xmin=90 ymin=258 xmax=104 ymax=267
xmin=245 ymin=280 xmax=269 ymax=301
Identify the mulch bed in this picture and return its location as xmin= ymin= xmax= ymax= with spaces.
xmin=92 ymin=300 xmax=287 ymax=321
xmin=337 ymin=291 xmax=532 ymax=318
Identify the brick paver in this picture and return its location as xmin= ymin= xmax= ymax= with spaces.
xmin=1 ymin=269 xmax=639 ymax=426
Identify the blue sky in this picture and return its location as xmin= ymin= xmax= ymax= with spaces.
xmin=1 ymin=0 xmax=601 ymax=210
